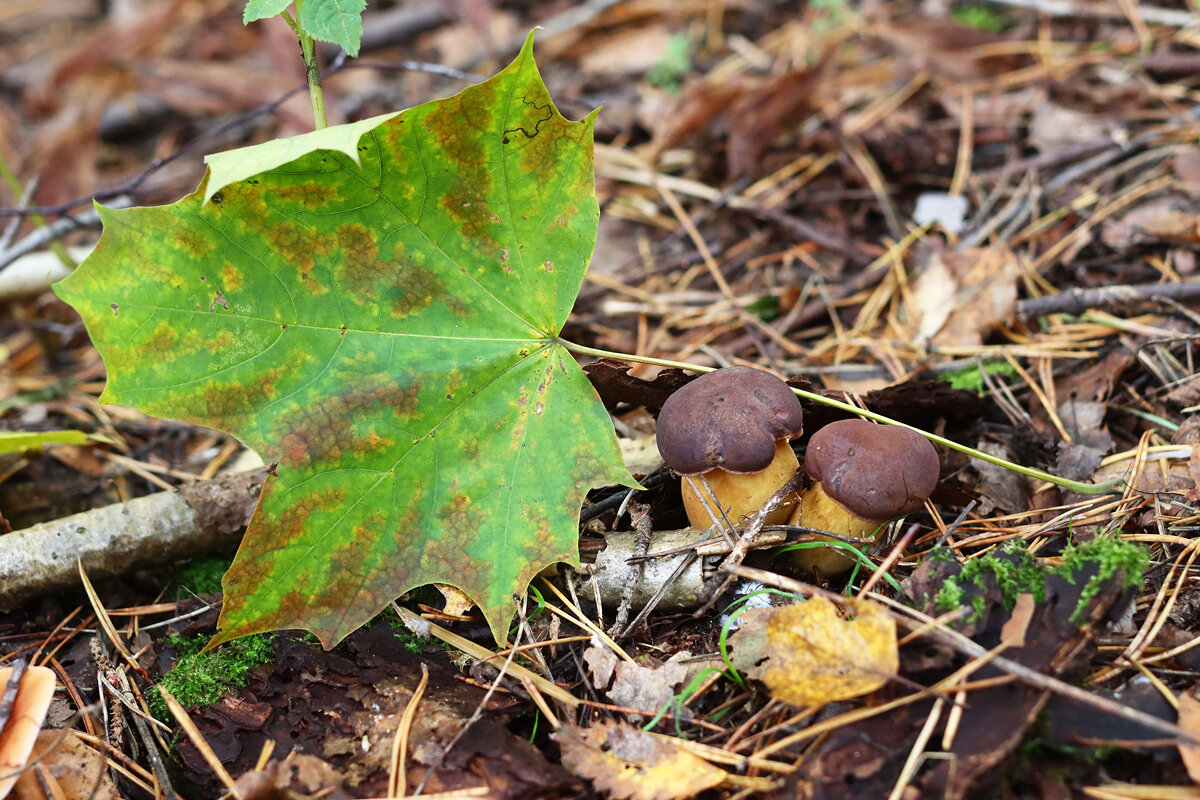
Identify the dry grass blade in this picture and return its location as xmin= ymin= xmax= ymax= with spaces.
xmin=391 ymin=605 xmax=579 ymax=708
xmin=387 ymin=663 xmax=427 ymax=798
xmin=75 ymin=560 xmax=134 ymax=668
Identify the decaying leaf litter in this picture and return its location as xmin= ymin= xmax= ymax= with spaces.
xmin=4 ymin=0 xmax=1200 ymax=798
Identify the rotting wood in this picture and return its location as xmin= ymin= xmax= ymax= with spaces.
xmin=0 ymin=468 xmax=267 ymax=609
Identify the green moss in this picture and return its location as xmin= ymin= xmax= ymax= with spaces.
xmin=174 ymin=556 xmax=230 ymax=597
xmin=930 ymin=537 xmax=1148 ymax=626
xmin=746 ymin=295 xmax=780 ymax=323
xmin=949 ymin=3 xmax=1007 ymax=32
xmin=150 ymin=633 xmax=275 ymax=720
xmin=1052 ymin=535 xmax=1148 ymax=624
xmin=375 ymin=606 xmax=424 ymax=653
xmin=934 ymin=579 xmax=966 ymax=613
xmin=645 ymin=33 xmax=694 ymax=93
xmin=938 ymin=358 xmax=1019 ymax=393
xmin=933 ymin=540 xmax=1044 ymax=620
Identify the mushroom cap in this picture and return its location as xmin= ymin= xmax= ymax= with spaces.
xmin=656 ymin=367 xmax=804 ymax=475
xmin=805 ymin=419 xmax=939 ymax=520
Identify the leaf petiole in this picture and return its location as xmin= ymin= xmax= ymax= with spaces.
xmin=284 ymin=3 xmax=327 ymax=130
xmin=558 ymin=339 xmax=1123 ymax=497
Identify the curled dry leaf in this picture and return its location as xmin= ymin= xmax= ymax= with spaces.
xmin=910 ymin=245 xmax=1021 ymax=348
xmin=0 ymin=665 xmax=57 ymax=800
xmin=554 ymin=720 xmax=725 ymax=800
xmin=11 ymin=731 xmax=119 ymax=800
xmin=727 ymin=597 xmax=898 ymax=708
xmin=607 ymin=659 xmax=689 ymax=714
xmin=646 ymin=64 xmax=824 ymax=180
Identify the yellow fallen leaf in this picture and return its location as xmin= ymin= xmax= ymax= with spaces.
xmin=732 ymin=597 xmax=898 ymax=707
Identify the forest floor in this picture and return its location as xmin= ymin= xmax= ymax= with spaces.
xmin=4 ymin=0 xmax=1200 ymax=798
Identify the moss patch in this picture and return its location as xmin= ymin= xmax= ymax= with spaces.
xmin=1053 ymin=535 xmax=1148 ymax=624
xmin=174 ymin=556 xmax=230 ymax=597
xmin=150 ymin=633 xmax=275 ymax=720
xmin=949 ymin=3 xmax=1007 ymax=32
xmin=931 ymin=536 xmax=1147 ymax=625
xmin=935 ymin=539 xmax=1044 ymax=620
xmin=937 ymin=358 xmax=1019 ymax=393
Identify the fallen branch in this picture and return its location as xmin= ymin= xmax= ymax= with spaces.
xmin=0 ymin=468 xmax=266 ymax=609
xmin=1017 ymin=279 xmax=1200 ymax=318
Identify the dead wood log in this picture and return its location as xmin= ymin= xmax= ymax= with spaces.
xmin=0 ymin=468 xmax=267 ymax=608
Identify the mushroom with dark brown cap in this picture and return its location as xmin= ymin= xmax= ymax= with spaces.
xmin=789 ymin=418 xmax=939 ymax=574
xmin=656 ymin=367 xmax=804 ymax=529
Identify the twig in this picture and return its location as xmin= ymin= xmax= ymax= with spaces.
xmin=609 ymin=502 xmax=652 ymax=637
xmin=1018 ymin=280 xmax=1200 ymax=318
xmin=0 ymin=468 xmax=266 ymax=609
xmin=0 ymin=199 xmax=130 ymax=273
xmin=0 ymin=177 xmax=36 ymax=250
xmin=0 ymin=54 xmax=482 ymax=220
xmin=723 ymin=566 xmax=1198 ymax=745
xmin=692 ymin=473 xmax=805 ymax=618
xmin=988 ymin=0 xmax=1196 ymax=26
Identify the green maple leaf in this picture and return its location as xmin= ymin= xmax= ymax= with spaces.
xmin=54 ymin=33 xmax=634 ymax=648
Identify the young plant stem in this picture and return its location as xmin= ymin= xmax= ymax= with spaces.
xmin=282 ymin=5 xmax=328 ymax=130
xmin=559 ymin=339 xmax=1123 ymax=496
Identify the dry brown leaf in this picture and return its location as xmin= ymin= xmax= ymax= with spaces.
xmin=1101 ymin=195 xmax=1200 ymax=249
xmin=434 ymin=583 xmax=476 ymax=618
xmin=11 ymin=730 xmax=119 ymax=800
xmin=579 ymin=25 xmax=674 ymax=76
xmin=1178 ymin=688 xmax=1200 ymax=784
xmin=729 ymin=597 xmax=898 ymax=708
xmin=911 ymin=245 xmax=1021 ymax=348
xmin=234 ymin=752 xmax=344 ymax=800
xmin=1030 ymin=104 xmax=1113 ymax=155
xmin=726 ymin=66 xmax=824 ymax=180
xmin=582 ymin=640 xmax=620 ymax=690
xmin=873 ymin=17 xmax=1012 ymax=80
xmin=607 ymin=659 xmax=689 ymax=713
xmin=554 ymin=721 xmax=725 ymax=800
xmin=646 ymin=63 xmax=823 ymax=179
xmin=646 ymin=80 xmax=741 ymax=162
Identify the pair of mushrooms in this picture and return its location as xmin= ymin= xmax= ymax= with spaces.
xmin=655 ymin=367 xmax=939 ymax=574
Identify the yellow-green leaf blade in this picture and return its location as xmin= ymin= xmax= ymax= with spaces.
xmin=54 ymin=32 xmax=633 ymax=647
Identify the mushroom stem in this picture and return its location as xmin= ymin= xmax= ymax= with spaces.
xmin=787 ymin=483 xmax=887 ymax=575
xmin=558 ymin=341 xmax=1123 ymax=496
xmin=681 ymin=440 xmax=800 ymax=529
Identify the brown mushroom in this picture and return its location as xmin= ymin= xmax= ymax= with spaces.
xmin=656 ymin=367 xmax=804 ymax=528
xmin=790 ymin=418 xmax=939 ymax=575
xmin=0 ymin=663 xmax=56 ymax=800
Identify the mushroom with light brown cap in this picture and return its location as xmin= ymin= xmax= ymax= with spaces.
xmin=790 ymin=418 xmax=939 ymax=575
xmin=656 ymin=367 xmax=804 ymax=529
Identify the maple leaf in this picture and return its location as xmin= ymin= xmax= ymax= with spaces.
xmin=54 ymin=33 xmax=634 ymax=648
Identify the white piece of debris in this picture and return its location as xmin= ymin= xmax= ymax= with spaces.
xmin=913 ymin=192 xmax=969 ymax=235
